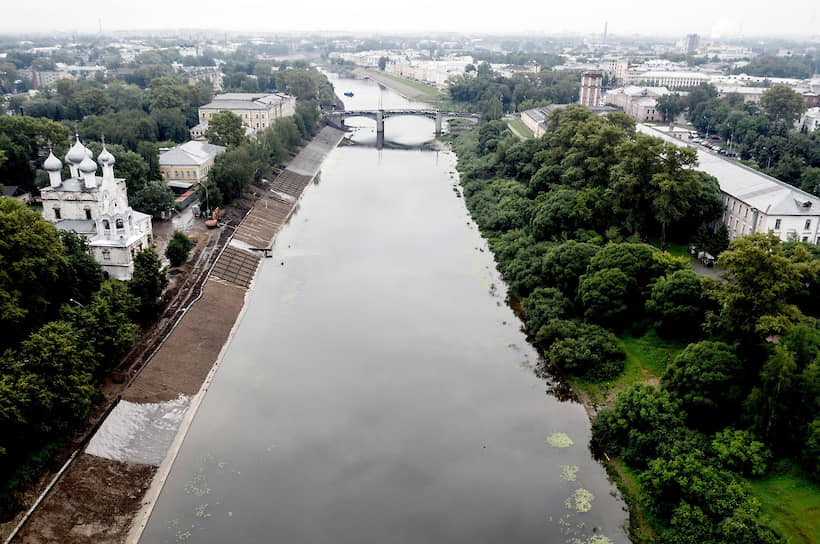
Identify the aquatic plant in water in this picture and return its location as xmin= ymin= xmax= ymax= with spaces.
xmin=565 ymin=488 xmax=594 ymax=513
xmin=560 ymin=465 xmax=580 ymax=481
xmin=547 ymin=432 xmax=574 ymax=447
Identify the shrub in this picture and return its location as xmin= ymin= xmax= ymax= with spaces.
xmin=711 ymin=428 xmax=772 ymax=477
xmin=165 ymin=230 xmax=192 ymax=267
xmin=537 ymin=319 xmax=625 ymax=381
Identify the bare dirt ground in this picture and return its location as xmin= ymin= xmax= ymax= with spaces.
xmin=13 ymin=455 xmax=155 ymax=544
xmin=123 ymin=278 xmax=247 ymax=403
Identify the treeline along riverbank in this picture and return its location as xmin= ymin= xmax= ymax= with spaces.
xmin=443 ymin=108 xmax=820 ymax=544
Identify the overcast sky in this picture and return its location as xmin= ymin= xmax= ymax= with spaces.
xmin=2 ymin=0 xmax=818 ymax=38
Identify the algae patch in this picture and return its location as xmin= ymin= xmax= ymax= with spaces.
xmin=565 ymin=488 xmax=595 ymax=513
xmin=560 ymin=465 xmax=580 ymax=481
xmin=546 ymin=433 xmax=574 ymax=448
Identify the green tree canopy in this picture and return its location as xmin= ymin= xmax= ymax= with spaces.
xmin=707 ymin=232 xmax=816 ymax=338
xmin=166 ymin=230 xmax=193 ymax=267
xmin=760 ymin=84 xmax=806 ymax=126
xmin=130 ymin=180 xmax=176 ymax=217
xmin=0 ymin=198 xmax=66 ymax=347
xmin=129 ymin=248 xmax=168 ymax=321
xmin=204 ymin=110 xmax=246 ymax=148
xmin=661 ymin=341 xmax=745 ymax=430
xmin=591 ymin=384 xmax=684 ymax=468
xmin=645 ymin=269 xmax=705 ymax=339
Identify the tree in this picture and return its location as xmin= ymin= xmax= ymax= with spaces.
xmin=130 ymin=180 xmax=176 ymax=217
xmin=522 ymin=287 xmax=568 ymax=335
xmin=57 ymin=230 xmax=103 ymax=305
xmin=529 ymin=187 xmax=580 ymax=240
xmin=711 ymin=429 xmax=771 ymax=477
xmin=378 ymin=56 xmax=388 ymax=71
xmin=760 ymin=84 xmax=805 ymax=126
xmin=209 ymin=147 xmax=254 ymax=202
xmin=591 ymin=384 xmax=684 ymax=468
xmin=578 ymin=268 xmax=631 ymax=325
xmin=661 ymin=341 xmax=745 ymax=430
xmin=656 ymin=93 xmax=686 ymax=122
xmin=541 ymin=241 xmax=600 ymax=299
xmin=75 ymin=87 xmax=111 ymax=117
xmin=586 ymin=243 xmax=681 ymax=304
xmin=640 ymin=452 xmax=764 ymax=535
xmin=62 ymin=280 xmax=137 ymax=371
xmin=205 ymin=110 xmax=245 ymax=148
xmin=536 ymin=319 xmax=625 ymax=380
xmin=707 ymin=232 xmax=814 ymax=338
xmin=85 ymin=142 xmax=151 ymax=194
xmin=652 ymin=146 xmax=701 ymax=249
xmin=166 ymin=230 xmax=193 ymax=267
xmin=0 ymin=198 xmax=65 ymax=348
xmin=129 ymin=248 xmax=167 ymax=321
xmin=0 ymin=116 xmax=70 ymax=190
xmin=16 ymin=320 xmax=98 ymax=435
xmin=645 ymin=269 xmax=705 ymax=338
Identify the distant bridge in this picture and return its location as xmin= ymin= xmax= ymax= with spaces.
xmin=326 ymin=109 xmax=480 ymax=136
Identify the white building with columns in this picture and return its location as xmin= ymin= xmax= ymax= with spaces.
xmin=40 ymin=138 xmax=153 ymax=280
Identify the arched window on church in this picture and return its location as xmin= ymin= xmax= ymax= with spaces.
xmin=116 ymin=218 xmax=124 ymax=229
xmin=103 ymin=219 xmax=110 ymax=230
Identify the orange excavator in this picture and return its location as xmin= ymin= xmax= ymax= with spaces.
xmin=205 ymin=207 xmax=220 ymax=229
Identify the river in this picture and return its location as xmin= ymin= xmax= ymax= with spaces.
xmin=138 ymin=74 xmax=629 ymax=544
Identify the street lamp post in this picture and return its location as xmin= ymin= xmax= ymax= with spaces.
xmin=201 ymin=183 xmax=210 ymax=218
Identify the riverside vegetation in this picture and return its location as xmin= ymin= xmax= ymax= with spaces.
xmin=0 ymin=65 xmax=332 ymax=521
xmin=444 ymin=106 xmax=820 ymax=543
xmin=0 ymin=199 xmax=166 ymax=517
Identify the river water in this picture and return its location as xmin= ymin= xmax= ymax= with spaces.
xmin=139 ymin=75 xmax=629 ymax=544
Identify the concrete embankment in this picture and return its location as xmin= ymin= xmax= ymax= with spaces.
xmin=10 ymin=126 xmax=346 ymax=544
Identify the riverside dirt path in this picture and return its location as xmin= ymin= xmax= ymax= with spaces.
xmin=8 ymin=126 xmax=345 ymax=544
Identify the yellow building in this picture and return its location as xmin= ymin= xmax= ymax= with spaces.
xmin=159 ymin=141 xmax=226 ymax=190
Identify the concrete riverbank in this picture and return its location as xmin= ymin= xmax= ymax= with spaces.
xmin=10 ymin=126 xmax=345 ymax=544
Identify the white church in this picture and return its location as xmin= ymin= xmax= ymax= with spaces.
xmin=40 ymin=137 xmax=153 ymax=280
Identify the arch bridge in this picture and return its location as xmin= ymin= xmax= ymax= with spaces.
xmin=326 ymin=109 xmax=480 ymax=136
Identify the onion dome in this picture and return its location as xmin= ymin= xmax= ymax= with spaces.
xmin=43 ymin=151 xmax=62 ymax=172
xmin=84 ymin=146 xmax=93 ymax=158
xmin=65 ymin=139 xmax=87 ymax=164
xmin=98 ymin=146 xmax=115 ymax=166
xmin=79 ymin=156 xmax=98 ymax=173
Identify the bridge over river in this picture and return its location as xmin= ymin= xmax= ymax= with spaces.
xmin=326 ymin=108 xmax=480 ymax=137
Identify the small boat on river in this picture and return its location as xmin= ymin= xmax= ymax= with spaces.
xmin=343 ymin=91 xmax=354 ymax=97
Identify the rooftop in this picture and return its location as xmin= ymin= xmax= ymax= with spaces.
xmin=201 ymin=92 xmax=295 ymax=111
xmin=638 ymin=124 xmax=820 ymax=217
xmin=159 ymin=141 xmax=226 ymax=167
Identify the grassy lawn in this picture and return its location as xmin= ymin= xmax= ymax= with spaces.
xmin=571 ymin=329 xmax=681 ymax=411
xmin=507 ymin=117 xmax=533 ymax=138
xmin=646 ymin=238 xmax=690 ymax=260
xmin=747 ymin=462 xmax=820 ymax=544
